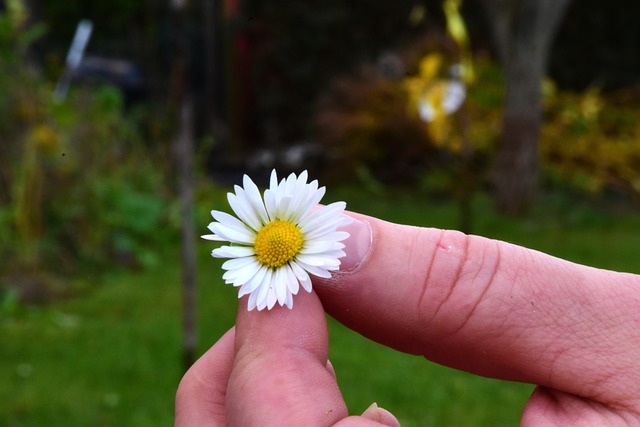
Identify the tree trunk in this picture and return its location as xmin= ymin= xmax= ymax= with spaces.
xmin=483 ymin=0 xmax=572 ymax=214
xmin=176 ymin=98 xmax=197 ymax=371
xmin=202 ymin=0 xmax=221 ymax=137
xmin=171 ymin=0 xmax=198 ymax=371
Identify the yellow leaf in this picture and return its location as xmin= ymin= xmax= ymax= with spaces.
xmin=419 ymin=54 xmax=443 ymax=80
xmin=444 ymin=0 xmax=469 ymax=49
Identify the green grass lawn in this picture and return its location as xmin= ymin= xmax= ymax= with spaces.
xmin=2 ymin=187 xmax=639 ymax=426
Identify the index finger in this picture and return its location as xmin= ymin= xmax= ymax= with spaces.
xmin=314 ymin=212 xmax=640 ymax=409
xmin=175 ymin=328 xmax=235 ymax=426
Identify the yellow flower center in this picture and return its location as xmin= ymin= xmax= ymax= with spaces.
xmin=254 ymin=220 xmax=304 ymax=269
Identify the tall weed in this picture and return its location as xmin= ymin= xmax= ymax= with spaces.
xmin=0 ymin=7 xmax=174 ymax=301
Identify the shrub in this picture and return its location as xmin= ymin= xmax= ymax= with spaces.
xmin=313 ymin=31 xmax=498 ymax=189
xmin=0 ymin=6 xmax=174 ymax=301
xmin=541 ymin=86 xmax=640 ymax=201
xmin=315 ymin=65 xmax=436 ymax=185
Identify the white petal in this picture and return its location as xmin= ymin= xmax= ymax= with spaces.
xmin=295 ymin=186 xmax=326 ymax=221
xmin=297 ymin=170 xmax=309 ymax=186
xmin=293 ymin=172 xmax=312 ymax=194
xmin=237 ymin=282 xmax=251 ymax=297
xmin=222 ymin=257 xmax=258 ymax=277
xmin=323 ymin=230 xmax=350 ymax=242
xmin=301 ymin=241 xmax=346 ymax=258
xmin=222 ymin=255 xmax=258 ymax=271
xmin=288 ymin=183 xmax=324 ymax=223
xmin=264 ymin=188 xmax=277 ymax=222
xmin=322 ymin=249 xmax=346 ymax=261
xmin=209 ymin=211 xmax=256 ymax=240
xmin=301 ymin=239 xmax=344 ymax=255
xmin=303 ymin=215 xmax=349 ymax=241
xmin=296 ymin=253 xmax=341 ymax=268
xmin=284 ymin=264 xmax=299 ymax=295
xmin=274 ymin=267 xmax=287 ymax=306
xmin=266 ymin=285 xmax=277 ymax=310
xmin=302 ymin=222 xmax=345 ymax=241
xmin=295 ymin=260 xmax=333 ymax=278
xmin=201 ymin=234 xmax=225 ymax=241
xmin=238 ymin=265 xmax=269 ymax=297
xmin=222 ymin=262 xmax=261 ymax=287
xmin=276 ymin=195 xmax=294 ymax=220
xmin=242 ymin=174 xmax=270 ymax=224
xmin=299 ymin=202 xmax=346 ymax=234
xmin=290 ymin=261 xmax=313 ymax=292
xmin=284 ymin=292 xmax=293 ymax=309
xmin=249 ymin=268 xmax=273 ymax=311
xmin=213 ymin=246 xmax=255 ymax=259
xmin=210 ymin=210 xmax=253 ymax=234
xmin=269 ymin=170 xmax=282 ymax=194
xmin=228 ymin=192 xmax=262 ymax=231
xmin=288 ymin=172 xmax=305 ymax=198
xmin=274 ymin=175 xmax=287 ymax=200
xmin=208 ymin=222 xmax=255 ymax=244
xmin=284 ymin=172 xmax=298 ymax=196
xmin=254 ymin=269 xmax=273 ymax=310
xmin=247 ymin=290 xmax=258 ymax=311
xmin=338 ymin=215 xmax=353 ymax=227
xmin=283 ymin=192 xmax=302 ymax=221
xmin=269 ymin=169 xmax=279 ymax=191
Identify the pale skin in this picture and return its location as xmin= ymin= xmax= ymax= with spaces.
xmin=175 ymin=212 xmax=640 ymax=426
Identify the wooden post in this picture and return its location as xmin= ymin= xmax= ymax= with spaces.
xmin=171 ymin=0 xmax=198 ymax=371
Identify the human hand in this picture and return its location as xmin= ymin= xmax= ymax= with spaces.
xmin=176 ymin=212 xmax=640 ymax=426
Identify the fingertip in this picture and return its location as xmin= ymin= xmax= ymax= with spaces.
xmin=234 ymin=289 xmax=329 ymax=358
xmin=228 ymin=291 xmax=348 ymax=425
xmin=314 ymin=213 xmax=436 ymax=354
xmin=338 ymin=215 xmax=374 ymax=272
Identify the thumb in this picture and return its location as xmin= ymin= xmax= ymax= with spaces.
xmin=226 ymin=290 xmax=347 ymax=426
xmin=227 ymin=286 xmax=403 ymax=426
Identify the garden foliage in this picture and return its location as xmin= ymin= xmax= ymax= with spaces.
xmin=314 ymin=31 xmax=640 ymax=203
xmin=315 ymin=64 xmax=435 ymax=185
xmin=0 ymin=7 xmax=173 ymax=300
xmin=541 ymin=86 xmax=640 ymax=199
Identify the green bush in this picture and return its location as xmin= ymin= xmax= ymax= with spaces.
xmin=313 ymin=34 xmax=497 ymax=189
xmin=314 ymin=31 xmax=640 ymax=205
xmin=315 ymin=65 xmax=436 ymax=185
xmin=541 ymin=86 xmax=640 ymax=200
xmin=0 ymin=6 xmax=175 ymax=300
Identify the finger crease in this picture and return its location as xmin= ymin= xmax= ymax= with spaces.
xmin=426 ymin=231 xmax=469 ymax=322
xmin=449 ymin=239 xmax=500 ymax=336
xmin=418 ymin=229 xmax=446 ymax=320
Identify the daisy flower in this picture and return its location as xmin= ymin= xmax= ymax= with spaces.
xmin=202 ymin=170 xmax=350 ymax=311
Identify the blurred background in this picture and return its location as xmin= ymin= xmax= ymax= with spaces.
xmin=1 ymin=0 xmax=639 ymax=425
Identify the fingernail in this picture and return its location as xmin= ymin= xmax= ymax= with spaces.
xmin=325 ymin=359 xmax=336 ymax=379
xmin=361 ymin=402 xmax=381 ymax=420
xmin=361 ymin=402 xmax=401 ymax=427
xmin=339 ymin=218 xmax=372 ymax=272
